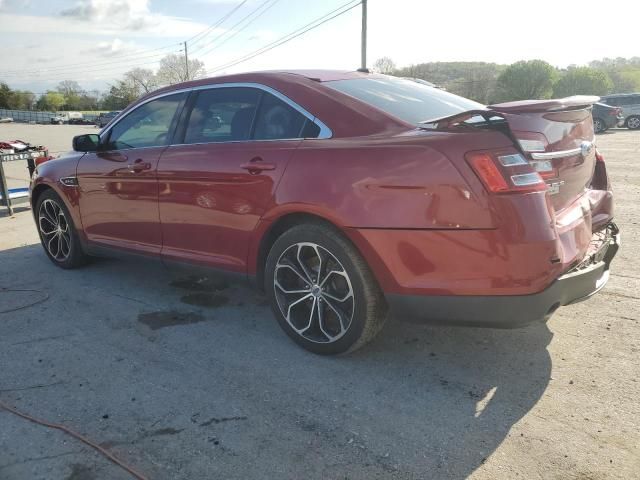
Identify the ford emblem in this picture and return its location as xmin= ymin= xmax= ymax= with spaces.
xmin=580 ymin=141 xmax=594 ymax=158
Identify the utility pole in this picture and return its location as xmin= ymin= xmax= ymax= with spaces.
xmin=184 ymin=41 xmax=190 ymax=80
xmin=360 ymin=0 xmax=367 ymax=72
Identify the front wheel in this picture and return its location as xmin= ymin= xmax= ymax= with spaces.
xmin=626 ymin=116 xmax=640 ymax=130
xmin=36 ymin=190 xmax=89 ymax=269
xmin=265 ymin=223 xmax=388 ymax=355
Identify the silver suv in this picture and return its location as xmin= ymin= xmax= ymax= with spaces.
xmin=601 ymin=93 xmax=640 ymax=130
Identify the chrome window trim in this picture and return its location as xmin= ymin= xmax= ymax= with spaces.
xmin=100 ymin=82 xmax=332 ymax=146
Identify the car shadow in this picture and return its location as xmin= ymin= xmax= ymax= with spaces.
xmin=0 ymin=243 xmax=552 ymax=479
xmin=345 ymin=317 xmax=552 ymax=477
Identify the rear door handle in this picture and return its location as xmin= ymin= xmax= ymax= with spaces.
xmin=240 ymin=157 xmax=276 ymax=174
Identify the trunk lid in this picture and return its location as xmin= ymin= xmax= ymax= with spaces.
xmin=489 ymin=96 xmax=600 ymax=212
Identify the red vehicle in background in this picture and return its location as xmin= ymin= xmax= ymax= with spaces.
xmin=30 ymin=71 xmax=619 ymax=354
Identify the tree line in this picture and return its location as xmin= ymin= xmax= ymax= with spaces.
xmin=0 ymin=53 xmax=205 ymax=112
xmin=374 ymin=56 xmax=640 ymax=103
xmin=2 ymin=54 xmax=639 ymax=112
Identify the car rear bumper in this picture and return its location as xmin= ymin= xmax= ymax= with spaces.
xmin=386 ymin=223 xmax=620 ymax=328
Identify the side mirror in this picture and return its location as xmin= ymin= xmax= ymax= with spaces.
xmin=72 ymin=134 xmax=100 ymax=152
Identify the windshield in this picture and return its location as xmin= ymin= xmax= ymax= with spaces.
xmin=325 ymin=76 xmax=485 ymax=125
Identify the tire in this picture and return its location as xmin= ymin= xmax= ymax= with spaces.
xmin=36 ymin=189 xmax=89 ymax=269
xmin=265 ymin=222 xmax=388 ymax=355
xmin=626 ymin=115 xmax=640 ymax=130
xmin=593 ymin=117 xmax=606 ymax=134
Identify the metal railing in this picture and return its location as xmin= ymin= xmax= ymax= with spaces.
xmin=0 ymin=109 xmax=100 ymax=124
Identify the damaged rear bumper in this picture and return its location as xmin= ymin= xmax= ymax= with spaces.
xmin=387 ymin=223 xmax=620 ymax=328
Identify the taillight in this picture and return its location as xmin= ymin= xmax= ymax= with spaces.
xmin=595 ymin=148 xmax=605 ymax=163
xmin=466 ymin=151 xmax=546 ymax=194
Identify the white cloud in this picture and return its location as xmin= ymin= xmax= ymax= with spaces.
xmin=86 ymin=38 xmax=138 ymax=58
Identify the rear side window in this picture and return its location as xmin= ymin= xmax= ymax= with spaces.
xmin=325 ymin=76 xmax=484 ymax=124
xmin=253 ymin=93 xmax=308 ymax=140
xmin=183 ymin=87 xmax=321 ymax=143
xmin=184 ymin=88 xmax=261 ymax=144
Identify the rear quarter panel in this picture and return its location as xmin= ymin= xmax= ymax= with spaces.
xmin=270 ymin=133 xmax=503 ymax=230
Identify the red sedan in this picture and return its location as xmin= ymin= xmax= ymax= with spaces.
xmin=30 ymin=70 xmax=619 ymax=354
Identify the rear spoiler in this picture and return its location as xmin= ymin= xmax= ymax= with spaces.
xmin=417 ymin=96 xmax=601 ymax=130
xmin=488 ymin=96 xmax=600 ymax=113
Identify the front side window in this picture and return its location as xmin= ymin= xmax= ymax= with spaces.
xmin=325 ymin=76 xmax=484 ymax=125
xmin=105 ymin=93 xmax=186 ymax=150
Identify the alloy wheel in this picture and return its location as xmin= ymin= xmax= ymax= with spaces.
xmin=38 ymin=199 xmax=71 ymax=262
xmin=627 ymin=116 xmax=640 ymax=129
xmin=274 ymin=242 xmax=355 ymax=344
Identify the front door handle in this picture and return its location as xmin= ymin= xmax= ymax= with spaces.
xmin=240 ymin=157 xmax=276 ymax=175
xmin=127 ymin=158 xmax=151 ymax=173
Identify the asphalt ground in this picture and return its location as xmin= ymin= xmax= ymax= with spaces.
xmin=1 ymin=123 xmax=638 ymax=479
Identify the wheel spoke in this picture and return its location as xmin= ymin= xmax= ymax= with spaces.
xmin=322 ymin=290 xmax=353 ymax=303
xmin=285 ymin=293 xmax=313 ymax=325
xmin=295 ymin=244 xmax=315 ymax=283
xmin=275 ymin=263 xmax=310 ymax=287
xmin=59 ymin=233 xmax=71 ymax=257
xmin=38 ymin=215 xmax=57 ymax=234
xmin=47 ymin=233 xmax=60 ymax=259
xmin=275 ymin=279 xmax=309 ymax=295
xmin=323 ymin=296 xmax=348 ymax=333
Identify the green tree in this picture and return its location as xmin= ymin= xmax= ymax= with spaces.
xmin=493 ymin=60 xmax=556 ymax=102
xmin=553 ymin=67 xmax=613 ymax=97
xmin=0 ymin=82 xmax=12 ymax=109
xmin=100 ymin=79 xmax=141 ymax=110
xmin=38 ymin=91 xmax=66 ymax=111
xmin=8 ymin=90 xmax=35 ymax=110
xmin=394 ymin=62 xmax=503 ymax=103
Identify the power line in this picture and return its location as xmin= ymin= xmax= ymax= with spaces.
xmin=1 ymin=43 xmax=181 ymax=77
xmin=192 ymin=0 xmax=280 ymax=57
xmin=204 ymin=0 xmax=361 ymax=76
xmin=187 ymin=0 xmax=249 ymax=46
xmin=3 ymin=49 xmax=183 ymax=82
xmin=0 ymin=0 xmax=249 ymax=78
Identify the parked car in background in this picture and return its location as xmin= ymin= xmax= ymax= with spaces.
xmin=592 ymin=102 xmax=624 ymax=133
xmin=30 ymin=71 xmax=619 ymax=354
xmin=96 ymin=111 xmax=121 ymax=128
xmin=601 ymin=93 xmax=640 ymax=129
xmin=51 ymin=111 xmax=84 ymax=125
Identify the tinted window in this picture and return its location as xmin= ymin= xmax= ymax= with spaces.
xmin=106 ymin=93 xmax=186 ymax=150
xmin=326 ymin=76 xmax=484 ymax=124
xmin=184 ymin=88 xmax=260 ymax=144
xmin=253 ymin=93 xmax=307 ymax=140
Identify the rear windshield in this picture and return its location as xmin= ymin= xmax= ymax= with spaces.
xmin=325 ymin=76 xmax=485 ymax=124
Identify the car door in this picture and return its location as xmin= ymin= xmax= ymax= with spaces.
xmin=77 ymin=92 xmax=187 ymax=255
xmin=157 ymin=85 xmax=321 ymax=273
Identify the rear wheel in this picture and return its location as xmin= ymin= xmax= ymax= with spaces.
xmin=626 ymin=116 xmax=640 ymax=130
xmin=265 ymin=223 xmax=387 ymax=355
xmin=36 ymin=190 xmax=88 ymax=269
xmin=593 ymin=117 xmax=606 ymax=133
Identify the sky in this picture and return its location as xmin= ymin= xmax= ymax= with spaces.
xmin=0 ymin=0 xmax=638 ymax=94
